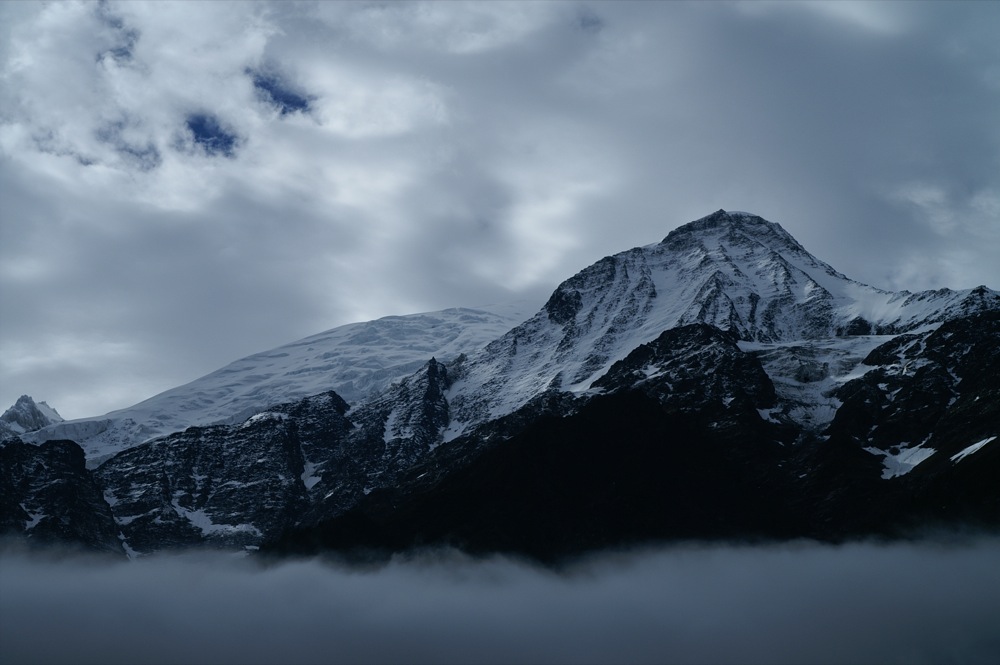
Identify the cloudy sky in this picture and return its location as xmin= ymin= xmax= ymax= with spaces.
xmin=2 ymin=1 xmax=999 ymax=420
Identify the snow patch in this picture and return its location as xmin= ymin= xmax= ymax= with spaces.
xmin=115 ymin=513 xmax=151 ymax=527
xmin=951 ymin=436 xmax=997 ymax=464
xmin=21 ymin=505 xmax=45 ymax=530
xmin=382 ymin=408 xmax=399 ymax=444
xmin=865 ymin=444 xmax=936 ymax=479
xmin=757 ymin=408 xmax=782 ymax=424
xmin=241 ymin=412 xmax=287 ymax=428
xmin=118 ymin=532 xmax=139 ymax=559
xmin=744 ymin=336 xmax=887 ymax=435
xmin=300 ymin=460 xmax=321 ymax=490
xmin=34 ymin=401 xmax=64 ymax=424
xmin=171 ymin=496 xmax=262 ymax=538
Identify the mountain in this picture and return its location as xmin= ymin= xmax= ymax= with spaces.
xmin=441 ymin=210 xmax=994 ymax=444
xmin=22 ymin=305 xmax=530 ymax=466
xmin=276 ymin=311 xmax=999 ymax=562
xmin=0 ymin=395 xmax=64 ymax=439
xmin=3 ymin=210 xmax=998 ymax=558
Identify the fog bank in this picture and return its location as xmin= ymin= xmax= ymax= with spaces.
xmin=2 ymin=540 xmax=999 ymax=664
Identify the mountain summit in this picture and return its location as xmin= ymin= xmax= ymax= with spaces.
xmin=0 ymin=395 xmax=63 ymax=437
xmin=4 ymin=210 xmax=998 ymax=558
xmin=441 ymin=209 xmax=997 ymax=441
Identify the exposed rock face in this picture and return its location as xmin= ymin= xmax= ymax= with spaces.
xmin=828 ymin=311 xmax=1000 ymax=480
xmin=94 ymin=415 xmax=310 ymax=554
xmin=89 ymin=389 xmax=366 ymax=554
xmin=0 ymin=439 xmax=121 ymax=554
xmin=302 ymin=359 xmax=453 ymax=523
xmin=83 ymin=360 xmax=457 ymax=554
xmin=268 ymin=391 xmax=353 ymax=502
xmin=592 ymin=323 xmax=777 ymax=413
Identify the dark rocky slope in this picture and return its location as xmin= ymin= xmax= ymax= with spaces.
xmin=269 ymin=315 xmax=1000 ymax=562
xmin=1 ymin=439 xmax=122 ymax=554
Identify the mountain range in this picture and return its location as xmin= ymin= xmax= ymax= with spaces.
xmin=3 ymin=210 xmax=998 ymax=560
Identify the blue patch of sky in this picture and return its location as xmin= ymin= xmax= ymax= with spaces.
xmin=247 ymin=69 xmax=312 ymax=116
xmin=185 ymin=114 xmax=240 ymax=158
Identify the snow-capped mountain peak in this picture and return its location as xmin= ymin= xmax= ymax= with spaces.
xmin=0 ymin=395 xmax=64 ymax=436
xmin=661 ymin=209 xmax=811 ymax=255
xmin=442 ymin=210 xmax=999 ymax=440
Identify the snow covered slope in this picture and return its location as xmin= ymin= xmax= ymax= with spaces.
xmin=26 ymin=305 xmax=531 ymax=463
xmin=443 ymin=210 xmax=999 ymax=439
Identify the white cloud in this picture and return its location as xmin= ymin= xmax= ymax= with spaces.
xmin=890 ymin=181 xmax=955 ymax=231
xmin=879 ymin=181 xmax=1000 ymax=290
xmin=339 ymin=1 xmax=561 ymax=54
xmin=481 ymin=123 xmax=622 ymax=290
xmin=0 ymin=332 xmax=145 ymax=418
xmin=303 ymin=63 xmax=449 ymax=139
xmin=736 ymin=0 xmax=911 ymax=36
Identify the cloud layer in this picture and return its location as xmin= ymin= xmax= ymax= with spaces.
xmin=2 ymin=540 xmax=1000 ymax=664
xmin=2 ymin=1 xmax=999 ymax=418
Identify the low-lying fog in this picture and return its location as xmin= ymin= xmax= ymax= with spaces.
xmin=2 ymin=539 xmax=999 ymax=664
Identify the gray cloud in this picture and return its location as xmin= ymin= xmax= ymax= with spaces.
xmin=2 ymin=540 xmax=999 ymax=664
xmin=1 ymin=1 xmax=998 ymax=418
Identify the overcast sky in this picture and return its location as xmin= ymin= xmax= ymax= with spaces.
xmin=2 ymin=1 xmax=999 ymax=420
